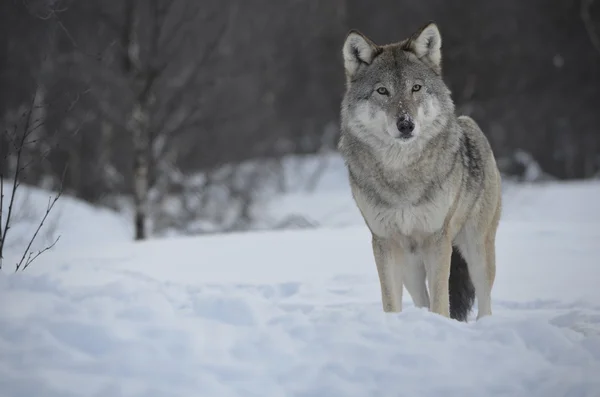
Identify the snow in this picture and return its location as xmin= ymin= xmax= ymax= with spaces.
xmin=263 ymin=153 xmax=600 ymax=228
xmin=1 ymin=154 xmax=600 ymax=396
xmin=1 ymin=181 xmax=132 ymax=258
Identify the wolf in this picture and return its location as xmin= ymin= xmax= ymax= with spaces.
xmin=338 ymin=22 xmax=502 ymax=321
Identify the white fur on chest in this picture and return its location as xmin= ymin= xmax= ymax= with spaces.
xmin=352 ymin=184 xmax=453 ymax=239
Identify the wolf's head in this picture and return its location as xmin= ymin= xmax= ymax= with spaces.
xmin=341 ymin=22 xmax=454 ymax=144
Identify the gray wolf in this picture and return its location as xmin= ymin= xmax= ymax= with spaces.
xmin=338 ymin=22 xmax=502 ymax=321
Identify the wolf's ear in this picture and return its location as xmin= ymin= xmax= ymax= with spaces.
xmin=343 ymin=30 xmax=379 ymax=77
xmin=404 ymin=22 xmax=442 ymax=74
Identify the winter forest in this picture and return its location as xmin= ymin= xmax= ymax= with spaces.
xmin=2 ymin=0 xmax=599 ymax=243
xmin=2 ymin=1 xmax=600 ymax=395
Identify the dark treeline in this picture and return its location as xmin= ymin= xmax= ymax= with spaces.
xmin=1 ymin=0 xmax=599 ymax=237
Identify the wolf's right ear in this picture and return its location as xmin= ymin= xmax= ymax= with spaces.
xmin=343 ymin=30 xmax=379 ymax=77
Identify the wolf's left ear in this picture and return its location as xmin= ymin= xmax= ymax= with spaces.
xmin=405 ymin=22 xmax=442 ymax=74
xmin=343 ymin=30 xmax=380 ymax=78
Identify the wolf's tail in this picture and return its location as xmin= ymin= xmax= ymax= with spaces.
xmin=448 ymin=246 xmax=475 ymax=322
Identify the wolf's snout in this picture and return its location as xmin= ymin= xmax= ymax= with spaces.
xmin=396 ymin=115 xmax=415 ymax=138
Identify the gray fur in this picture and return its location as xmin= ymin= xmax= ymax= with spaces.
xmin=338 ymin=22 xmax=502 ymax=321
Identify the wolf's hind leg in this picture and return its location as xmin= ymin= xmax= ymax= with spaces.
xmin=456 ymin=230 xmax=495 ymax=320
xmin=372 ymin=235 xmax=402 ymax=313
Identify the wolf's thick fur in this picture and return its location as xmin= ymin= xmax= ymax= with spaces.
xmin=338 ymin=22 xmax=502 ymax=321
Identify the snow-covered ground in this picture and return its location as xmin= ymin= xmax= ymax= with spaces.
xmin=1 ymin=154 xmax=600 ymax=396
xmin=0 ymin=182 xmax=132 ymax=256
xmin=265 ymin=154 xmax=600 ymax=228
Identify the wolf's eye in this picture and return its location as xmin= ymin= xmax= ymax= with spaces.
xmin=376 ymin=87 xmax=389 ymax=96
xmin=412 ymin=84 xmax=422 ymax=92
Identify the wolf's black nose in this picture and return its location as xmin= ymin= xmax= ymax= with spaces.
xmin=396 ymin=115 xmax=415 ymax=136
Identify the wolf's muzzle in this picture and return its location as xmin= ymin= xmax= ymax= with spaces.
xmin=396 ymin=115 xmax=415 ymax=139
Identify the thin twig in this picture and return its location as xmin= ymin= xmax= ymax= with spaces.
xmin=14 ymin=168 xmax=66 ymax=272
xmin=0 ymin=95 xmax=36 ymax=267
xmin=0 ymin=172 xmax=4 ymax=269
xmin=20 ymin=236 xmax=61 ymax=272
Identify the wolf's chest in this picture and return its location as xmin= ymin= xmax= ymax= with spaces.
xmin=351 ymin=184 xmax=450 ymax=239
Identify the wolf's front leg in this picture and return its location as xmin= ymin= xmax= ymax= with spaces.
xmin=372 ymin=235 xmax=402 ymax=312
xmin=423 ymin=238 xmax=452 ymax=318
xmin=402 ymin=254 xmax=430 ymax=309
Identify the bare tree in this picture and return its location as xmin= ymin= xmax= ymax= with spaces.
xmin=69 ymin=0 xmax=237 ymax=240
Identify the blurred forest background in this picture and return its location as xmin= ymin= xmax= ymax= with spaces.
xmin=1 ymin=0 xmax=600 ymax=241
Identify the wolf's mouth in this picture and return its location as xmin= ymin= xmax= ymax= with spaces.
xmin=397 ymin=132 xmax=414 ymax=141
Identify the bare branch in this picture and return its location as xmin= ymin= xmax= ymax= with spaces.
xmin=150 ymin=0 xmax=176 ymax=60
xmin=164 ymin=104 xmax=253 ymax=142
xmin=0 ymin=172 xmax=4 ymax=255
xmin=153 ymin=7 xmax=237 ymax=135
xmin=27 ymin=0 xmax=106 ymax=62
xmin=157 ymin=0 xmax=199 ymax=50
xmin=582 ymin=0 xmax=600 ymax=54
xmin=21 ymin=0 xmax=69 ymax=20
xmin=14 ymin=168 xmax=65 ymax=272
xmin=156 ymin=1 xmax=234 ymax=80
xmin=0 ymin=79 xmax=80 ymax=269
xmin=0 ymin=94 xmax=36 ymax=269
xmin=20 ymin=236 xmax=60 ymax=272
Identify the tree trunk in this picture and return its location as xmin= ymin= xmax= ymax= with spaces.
xmin=130 ymin=101 xmax=150 ymax=240
xmin=99 ymin=120 xmax=114 ymax=189
xmin=126 ymin=0 xmax=151 ymax=241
